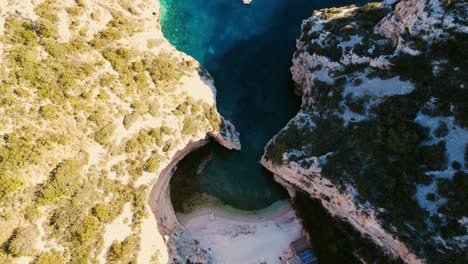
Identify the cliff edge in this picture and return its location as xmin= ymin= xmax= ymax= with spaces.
xmin=262 ymin=0 xmax=467 ymax=263
xmin=0 ymin=0 xmax=239 ymax=263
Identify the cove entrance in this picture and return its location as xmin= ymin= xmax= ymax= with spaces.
xmin=160 ymin=0 xmax=364 ymax=211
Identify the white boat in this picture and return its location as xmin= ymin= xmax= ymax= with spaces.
xmin=243 ymin=0 xmax=252 ymax=4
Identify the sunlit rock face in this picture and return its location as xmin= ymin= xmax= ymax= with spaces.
xmin=262 ymin=0 xmax=467 ymax=263
xmin=376 ymin=0 xmax=467 ymax=44
xmin=0 ymin=0 xmax=236 ymax=263
xmin=208 ymin=117 xmax=241 ymax=150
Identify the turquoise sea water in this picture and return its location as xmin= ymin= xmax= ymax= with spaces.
xmin=162 ymin=0 xmax=367 ymax=211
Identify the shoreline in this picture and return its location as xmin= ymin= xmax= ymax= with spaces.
xmin=177 ymin=199 xmax=303 ymax=264
xmin=147 ymin=136 xmax=302 ymax=263
xmin=177 ymin=199 xmax=294 ymax=225
xmin=148 ymin=139 xmax=210 ymax=236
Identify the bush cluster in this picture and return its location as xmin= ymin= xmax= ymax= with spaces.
xmin=106 ymin=235 xmax=140 ymax=263
xmin=38 ymin=160 xmax=84 ymax=204
xmin=7 ymin=226 xmax=38 ymax=256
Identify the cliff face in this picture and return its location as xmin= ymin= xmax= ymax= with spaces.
xmin=148 ymin=123 xmax=240 ymax=264
xmin=262 ymin=0 xmax=467 ymax=263
xmin=261 ymin=158 xmax=422 ymax=263
xmin=0 ymin=0 xmax=238 ymax=263
xmin=376 ymin=0 xmax=467 ymax=43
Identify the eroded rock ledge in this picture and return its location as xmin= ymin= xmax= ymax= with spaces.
xmin=149 ymin=121 xmax=241 ymax=263
xmin=209 ymin=117 xmax=242 ymax=151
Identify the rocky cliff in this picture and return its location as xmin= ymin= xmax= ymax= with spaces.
xmin=262 ymin=0 xmax=467 ymax=263
xmin=0 ymin=0 xmax=239 ymax=263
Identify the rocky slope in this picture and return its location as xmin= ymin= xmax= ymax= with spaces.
xmin=262 ymin=0 xmax=467 ymax=263
xmin=0 ymin=0 xmax=239 ymax=263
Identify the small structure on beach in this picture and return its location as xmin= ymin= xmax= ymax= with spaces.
xmin=285 ymin=237 xmax=318 ymax=264
xmin=290 ymin=237 xmax=310 ymax=255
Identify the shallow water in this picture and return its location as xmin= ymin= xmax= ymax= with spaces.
xmin=162 ymin=0 xmax=367 ymax=211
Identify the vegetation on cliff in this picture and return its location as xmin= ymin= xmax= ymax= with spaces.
xmin=265 ymin=1 xmax=467 ymax=262
xmin=0 ymin=1 xmax=221 ymax=263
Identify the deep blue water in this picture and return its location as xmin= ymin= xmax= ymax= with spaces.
xmin=162 ymin=0 xmax=367 ymax=211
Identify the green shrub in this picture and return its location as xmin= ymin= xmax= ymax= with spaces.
xmin=144 ymin=156 xmax=161 ymax=173
xmin=160 ymin=125 xmax=172 ymax=135
xmin=92 ymin=203 xmax=113 ymax=223
xmin=419 ymin=141 xmax=447 ymax=170
xmin=34 ymin=1 xmax=59 ymax=22
xmin=127 ymin=159 xmax=143 ymax=180
xmin=345 ymin=94 xmax=367 ymax=115
xmin=4 ymin=18 xmax=37 ymax=45
xmin=23 ymin=205 xmax=40 ymax=222
xmin=203 ymin=104 xmax=221 ymax=130
xmin=190 ymin=101 xmax=201 ymax=114
xmin=102 ymin=48 xmax=133 ymax=71
xmin=118 ymin=0 xmax=136 ymax=14
xmin=32 ymin=250 xmax=64 ymax=264
xmin=43 ymin=39 xmax=73 ymax=58
xmin=132 ymin=60 xmax=145 ymax=72
xmin=144 ymin=54 xmax=184 ymax=85
xmin=0 ymin=175 xmax=24 ymax=202
xmin=34 ymin=19 xmax=58 ymax=38
xmin=384 ymin=123 xmax=425 ymax=156
xmin=13 ymin=87 xmax=29 ymax=97
xmin=426 ymin=193 xmax=437 ymax=201
xmin=148 ymin=128 xmax=164 ymax=146
xmin=125 ymin=138 xmax=139 ymax=153
xmin=0 ymin=251 xmax=13 ymax=264
xmin=172 ymin=102 xmax=189 ymax=116
xmin=9 ymin=46 xmax=39 ymax=68
xmin=162 ymin=140 xmax=174 ymax=153
xmin=106 ymin=235 xmax=139 ymax=263
xmin=75 ymin=0 xmax=86 ymax=7
xmin=131 ymin=188 xmax=147 ymax=226
xmin=66 ymin=6 xmax=83 ymax=17
xmin=434 ymin=121 xmax=449 ymax=138
xmin=97 ymin=90 xmax=110 ymax=100
xmin=39 ymin=104 xmax=58 ymax=120
xmin=77 ymin=215 xmax=101 ymax=243
xmin=136 ymin=130 xmax=152 ymax=146
xmin=134 ymin=72 xmax=148 ymax=87
xmin=91 ymin=28 xmax=123 ymax=48
xmin=323 ymin=7 xmax=344 ymax=20
xmin=307 ymin=42 xmax=342 ymax=61
xmin=123 ymin=112 xmax=139 ymax=129
xmin=0 ymin=132 xmax=46 ymax=176
xmin=88 ymin=109 xmax=108 ymax=127
xmin=38 ymin=160 xmax=84 ymax=204
xmin=181 ymin=117 xmax=198 ymax=135
xmin=265 ymin=139 xmax=288 ymax=165
xmin=94 ymin=124 xmax=116 ymax=145
xmin=7 ymin=226 xmax=38 ymax=256
xmin=451 ymin=161 xmax=461 ymax=170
